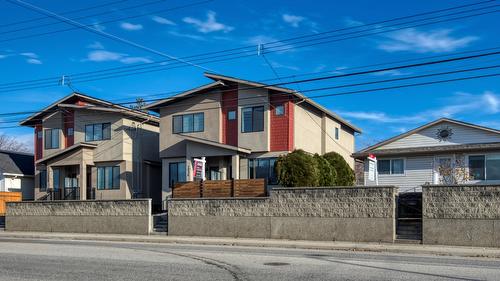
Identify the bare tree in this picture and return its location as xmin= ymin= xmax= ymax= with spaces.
xmin=130 ymin=98 xmax=147 ymax=112
xmin=0 ymin=133 xmax=29 ymax=152
xmin=437 ymin=154 xmax=470 ymax=185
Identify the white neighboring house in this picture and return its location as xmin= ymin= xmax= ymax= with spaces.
xmin=353 ymin=118 xmax=500 ymax=192
xmin=0 ymin=150 xmax=34 ymax=200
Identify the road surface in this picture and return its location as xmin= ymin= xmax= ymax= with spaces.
xmin=0 ymin=238 xmax=499 ymax=280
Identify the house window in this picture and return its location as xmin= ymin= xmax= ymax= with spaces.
xmin=52 ymin=168 xmax=60 ymax=190
xmin=378 ymin=159 xmax=404 ymax=175
xmin=469 ymin=155 xmax=485 ymax=180
xmin=169 ymin=162 xmax=186 ymax=188
xmin=248 ymin=158 xmax=277 ymax=184
xmin=471 ymin=154 xmax=500 ymax=180
xmin=228 ymin=110 xmax=236 ymax=120
xmin=85 ymin=123 xmax=111 ymax=141
xmin=335 ymin=127 xmax=339 ymax=140
xmin=172 ymin=113 xmax=204 ymax=133
xmin=67 ymin=127 xmax=74 ymax=136
xmin=97 ymin=166 xmax=120 ymax=190
xmin=39 ymin=170 xmax=47 ymax=191
xmin=242 ymin=106 xmax=264 ymax=132
xmin=44 ymin=128 xmax=60 ymax=149
xmin=275 ymin=104 xmax=284 ymax=116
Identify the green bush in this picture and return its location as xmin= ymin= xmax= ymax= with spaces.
xmin=276 ymin=149 xmax=319 ymax=187
xmin=313 ymin=154 xmax=337 ymax=186
xmin=323 ymin=152 xmax=355 ymax=186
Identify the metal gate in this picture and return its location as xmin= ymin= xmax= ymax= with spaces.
xmin=396 ymin=192 xmax=422 ymax=241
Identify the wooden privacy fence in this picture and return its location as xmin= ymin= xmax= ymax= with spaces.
xmin=0 ymin=192 xmax=22 ymax=216
xmin=172 ymin=179 xmax=266 ymax=198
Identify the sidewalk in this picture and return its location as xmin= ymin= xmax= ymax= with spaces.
xmin=1 ymin=231 xmax=499 ymax=259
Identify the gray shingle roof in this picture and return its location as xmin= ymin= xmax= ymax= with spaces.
xmin=0 ymin=150 xmax=34 ymax=176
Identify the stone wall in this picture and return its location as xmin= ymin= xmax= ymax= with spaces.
xmin=423 ymin=185 xmax=500 ymax=247
xmin=6 ymin=199 xmax=152 ymax=234
xmin=168 ymin=186 xmax=396 ymax=242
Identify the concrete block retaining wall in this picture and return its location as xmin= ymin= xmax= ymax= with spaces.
xmin=168 ymin=186 xmax=397 ymax=242
xmin=423 ymin=184 xmax=500 ymax=247
xmin=6 ymin=199 xmax=152 ymax=234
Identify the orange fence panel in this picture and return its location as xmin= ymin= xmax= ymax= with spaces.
xmin=0 ymin=192 xmax=22 ymax=216
xmin=172 ymin=179 xmax=266 ymax=198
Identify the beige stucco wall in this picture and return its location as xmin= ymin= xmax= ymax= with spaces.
xmin=293 ymin=103 xmax=355 ymax=168
xmin=159 ymin=92 xmax=222 ymax=158
xmin=237 ymin=85 xmax=270 ymax=152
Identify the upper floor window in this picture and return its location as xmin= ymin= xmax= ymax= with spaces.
xmin=67 ymin=127 xmax=74 ymax=136
xmin=228 ymin=110 xmax=236 ymax=120
xmin=275 ymin=104 xmax=284 ymax=116
xmin=242 ymin=106 xmax=264 ymax=133
xmin=44 ymin=128 xmax=60 ymax=149
xmin=85 ymin=123 xmax=111 ymax=141
xmin=172 ymin=113 xmax=204 ymax=134
xmin=335 ymin=127 xmax=339 ymax=140
xmin=378 ymin=159 xmax=404 ymax=175
xmin=469 ymin=154 xmax=500 ymax=180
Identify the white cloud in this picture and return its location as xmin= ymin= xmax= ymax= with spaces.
xmin=26 ymin=58 xmax=42 ymax=64
xmin=85 ymin=50 xmax=152 ymax=64
xmin=282 ymin=14 xmax=305 ymax=27
xmin=371 ymin=69 xmax=409 ymax=76
xmin=19 ymin=52 xmax=38 ymax=58
xmin=183 ymin=11 xmax=234 ymax=33
xmin=268 ymin=61 xmax=300 ymax=71
xmin=120 ymin=22 xmax=143 ymax=31
xmin=336 ymin=91 xmax=500 ymax=124
xmin=168 ymin=30 xmax=206 ymax=41
xmin=343 ymin=17 xmax=364 ymax=27
xmin=151 ymin=16 xmax=176 ymax=25
xmin=92 ymin=22 xmax=106 ymax=31
xmin=378 ymin=28 xmax=478 ymax=53
xmin=87 ymin=41 xmax=104 ymax=49
xmin=0 ymin=54 xmax=7 ymax=59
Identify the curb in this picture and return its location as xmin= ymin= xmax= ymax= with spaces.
xmin=1 ymin=232 xmax=499 ymax=259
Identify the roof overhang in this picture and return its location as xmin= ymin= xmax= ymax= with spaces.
xmin=181 ymin=134 xmax=251 ymax=154
xmin=20 ymin=92 xmax=159 ymax=127
xmin=353 ymin=142 xmax=500 ymax=159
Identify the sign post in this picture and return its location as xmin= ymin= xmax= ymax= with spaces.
xmin=193 ymin=157 xmax=206 ymax=181
xmin=367 ymin=154 xmax=378 ymax=185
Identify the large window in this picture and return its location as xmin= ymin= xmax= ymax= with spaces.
xmin=44 ymin=128 xmax=60 ymax=149
xmin=248 ymin=158 xmax=277 ymax=184
xmin=52 ymin=168 xmax=60 ymax=190
xmin=85 ymin=123 xmax=111 ymax=141
xmin=378 ymin=159 xmax=404 ymax=175
xmin=172 ymin=113 xmax=204 ymax=133
xmin=242 ymin=106 xmax=264 ymax=132
xmin=169 ymin=162 xmax=186 ymax=188
xmin=97 ymin=166 xmax=120 ymax=190
xmin=470 ymin=154 xmax=500 ymax=180
xmin=39 ymin=170 xmax=47 ymax=191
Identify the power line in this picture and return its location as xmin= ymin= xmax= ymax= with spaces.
xmin=0 ymin=0 xmax=130 ymax=28
xmin=6 ymin=0 xmax=215 ymax=73
xmin=0 ymin=4 xmax=497 ymax=92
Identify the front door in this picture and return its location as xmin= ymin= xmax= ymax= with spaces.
xmin=435 ymin=156 xmax=453 ymax=184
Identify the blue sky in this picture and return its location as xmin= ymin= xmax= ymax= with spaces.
xmin=0 ymin=0 xmax=499 ymax=151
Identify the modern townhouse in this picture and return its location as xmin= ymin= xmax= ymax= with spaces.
xmin=144 ymin=73 xmax=361 ymax=197
xmin=20 ymin=93 xmax=162 ymax=207
xmin=353 ymin=118 xmax=500 ymax=192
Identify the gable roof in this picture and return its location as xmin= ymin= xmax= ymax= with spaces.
xmin=0 ymin=150 xmax=34 ymax=176
xmin=354 ymin=118 xmax=500 ymax=157
xmin=144 ymin=73 xmax=361 ymax=133
xmin=20 ymin=92 xmax=159 ymax=127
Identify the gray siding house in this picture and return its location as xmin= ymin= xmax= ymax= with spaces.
xmin=353 ymin=118 xmax=500 ymax=192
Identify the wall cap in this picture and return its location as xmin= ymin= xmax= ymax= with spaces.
xmin=6 ymin=199 xmax=152 ymax=205
xmin=272 ymin=186 xmax=397 ymax=191
xmin=169 ymin=197 xmax=269 ymax=202
xmin=422 ymin=184 xmax=500 ymax=188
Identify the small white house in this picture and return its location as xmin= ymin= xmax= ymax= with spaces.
xmin=353 ymin=118 xmax=500 ymax=192
xmin=0 ymin=150 xmax=34 ymax=200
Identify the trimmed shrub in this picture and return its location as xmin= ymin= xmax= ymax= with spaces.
xmin=313 ymin=154 xmax=337 ymax=186
xmin=276 ymin=149 xmax=319 ymax=187
xmin=323 ymin=152 xmax=355 ymax=186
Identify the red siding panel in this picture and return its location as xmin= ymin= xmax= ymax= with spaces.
xmin=221 ymin=88 xmax=238 ymax=146
xmin=34 ymin=124 xmax=43 ymax=161
xmin=270 ymin=92 xmax=294 ymax=151
xmin=63 ymin=110 xmax=74 ymax=148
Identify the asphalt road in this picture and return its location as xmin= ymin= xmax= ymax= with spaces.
xmin=0 ymin=238 xmax=499 ymax=281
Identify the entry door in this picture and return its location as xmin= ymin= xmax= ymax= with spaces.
xmin=435 ymin=156 xmax=453 ymax=184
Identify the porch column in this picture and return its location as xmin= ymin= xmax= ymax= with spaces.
xmin=79 ymin=163 xmax=87 ymax=200
xmin=231 ymin=154 xmax=240 ymax=179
